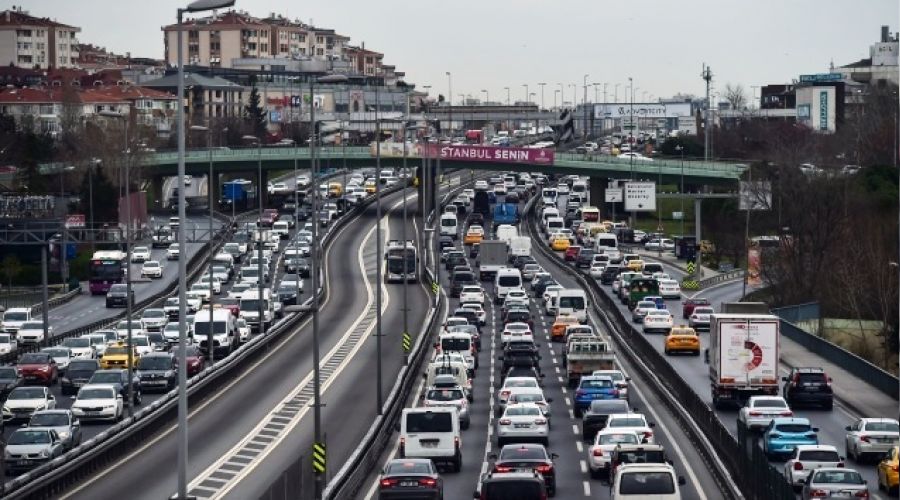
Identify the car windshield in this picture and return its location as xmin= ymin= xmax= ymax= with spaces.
xmin=139 ymin=357 xmax=172 ymax=370
xmin=43 ymin=348 xmax=69 ymax=357
xmin=646 ymin=311 xmax=669 ymax=317
xmin=30 ymin=413 xmax=68 ymax=427
xmin=594 ymin=372 xmax=624 ymax=382
xmin=132 ymin=337 xmax=149 ymax=346
xmin=0 ymin=367 xmax=16 ymax=378
xmin=441 ymin=338 xmax=470 ymax=351
xmin=405 ymin=412 xmax=453 ymax=432
xmin=143 ymin=310 xmax=165 ymax=318
xmin=609 ymin=418 xmax=647 ymax=427
xmin=9 ymin=388 xmax=44 ymax=399
xmin=386 ymin=461 xmax=432 ymax=474
xmin=3 ymin=312 xmax=27 ymax=322
xmin=20 ymin=321 xmax=43 ymax=330
xmin=599 ymin=433 xmax=640 ymax=445
xmin=581 ymin=378 xmax=614 ymax=389
xmin=812 ymin=470 xmax=865 ymax=484
xmin=78 ymin=388 xmax=114 ymax=400
xmin=426 ymin=389 xmax=464 ymax=401
xmin=63 ymin=338 xmax=90 ymax=348
xmin=693 ymin=307 xmax=714 ymax=314
xmin=775 ymin=424 xmax=812 ymax=433
xmin=865 ymin=421 xmax=900 ymax=432
xmin=90 ymin=372 xmax=121 ymax=384
xmin=505 ymin=406 xmax=541 ymax=416
xmin=499 ymin=447 xmax=546 ymax=460
xmin=799 ymin=450 xmax=841 ymax=461
xmin=483 ymin=481 xmax=543 ymax=498
xmin=9 ymin=430 xmax=51 ymax=445
xmin=753 ymin=399 xmax=787 ymax=408
xmin=619 ymin=471 xmax=675 ymax=495
xmin=144 ymin=262 xmax=159 ymax=268
xmin=68 ymin=361 xmax=96 ymax=372
xmin=19 ymin=353 xmax=49 ymax=364
xmin=504 ymin=379 xmax=538 ymax=389
xmin=104 ymin=346 xmax=129 ymax=356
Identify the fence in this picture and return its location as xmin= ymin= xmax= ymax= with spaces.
xmin=258 ymin=455 xmax=306 ymax=500
xmin=771 ymin=302 xmax=821 ymax=324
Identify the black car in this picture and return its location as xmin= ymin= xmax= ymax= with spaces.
xmin=438 ymin=236 xmax=454 ymax=251
xmin=503 ymin=309 xmax=532 ymax=328
xmin=445 ymin=253 xmax=468 ymax=272
xmin=530 ymin=275 xmax=556 ymax=297
xmin=581 ymin=399 xmax=631 ymax=441
xmin=468 ymin=213 xmax=485 ymax=227
xmin=476 ymin=470 xmax=546 ymax=500
xmin=147 ymin=332 xmax=168 ymax=352
xmin=0 ymin=366 xmax=22 ymax=399
xmin=505 ymin=192 xmax=520 ymax=204
xmin=285 ymin=257 xmax=311 ymax=277
xmin=88 ymin=369 xmax=142 ymax=405
xmin=599 ymin=265 xmax=623 ymax=285
xmin=500 ymin=342 xmax=541 ymax=372
xmin=61 ymin=360 xmax=100 ymax=396
xmin=511 ymin=255 xmax=537 ymax=269
xmin=782 ymin=367 xmax=834 ymax=409
xmin=469 ymin=243 xmax=480 ymax=259
xmin=105 ymin=284 xmax=134 ymax=308
xmin=490 ymin=444 xmax=558 ymax=497
xmin=379 ymin=458 xmax=443 ymax=499
xmin=136 ymin=353 xmax=177 ymax=392
xmin=450 ymin=271 xmax=477 ymax=298
xmin=575 ymin=249 xmax=597 ymax=268
xmin=276 ymin=285 xmax=300 ymax=305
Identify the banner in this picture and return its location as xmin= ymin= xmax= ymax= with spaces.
xmin=747 ymin=245 xmax=762 ymax=286
xmin=368 ymin=143 xmax=555 ymax=165
xmin=65 ymin=214 xmax=85 ymax=228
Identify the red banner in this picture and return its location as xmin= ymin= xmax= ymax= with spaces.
xmin=424 ymin=145 xmax=554 ymax=165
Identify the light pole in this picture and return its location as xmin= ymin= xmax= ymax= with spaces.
xmin=88 ymin=158 xmax=99 ymax=251
xmin=582 ymin=74 xmax=589 ymax=139
xmin=615 ymin=83 xmax=621 ymax=104
xmin=676 ymin=144 xmax=685 ymax=238
xmin=538 ymin=82 xmax=546 ymax=132
xmin=446 ymin=71 xmax=452 ymax=137
xmin=504 ymin=86 xmax=510 ymax=132
xmin=401 ymin=86 xmax=411 ymax=365
xmin=58 ymin=165 xmax=75 ymax=288
xmin=191 ymin=124 xmax=216 ymax=364
xmin=557 ymin=83 xmax=564 ymax=109
xmin=554 ymin=89 xmax=559 ymax=110
xmin=628 ymin=77 xmax=635 ymax=227
xmin=522 ymin=84 xmax=528 ymax=133
xmin=481 ymin=89 xmax=489 ymax=106
xmin=374 ymin=79 xmax=385 ymax=416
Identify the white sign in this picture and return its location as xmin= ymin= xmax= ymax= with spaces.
xmin=65 ymin=214 xmax=85 ymax=228
xmin=604 ymin=188 xmax=623 ymax=203
xmin=624 ymin=182 xmax=656 ymax=212
xmin=672 ymin=211 xmax=683 ymax=220
xmin=739 ymin=181 xmax=772 ymax=210
xmin=594 ymin=102 xmax=692 ymax=119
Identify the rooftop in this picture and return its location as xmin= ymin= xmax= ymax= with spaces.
xmin=0 ymin=8 xmax=79 ymax=30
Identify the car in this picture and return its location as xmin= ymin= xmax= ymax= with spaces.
xmin=377 ymin=458 xmax=443 ymax=500
xmin=463 ymin=225 xmax=484 ymax=246
xmin=563 ymin=245 xmax=581 ymax=262
xmin=105 ymin=284 xmax=134 ymax=308
xmin=131 ymin=246 xmax=151 ymax=263
xmin=140 ymin=308 xmax=168 ymax=332
xmin=642 ymin=309 xmax=673 ymax=334
xmin=490 ymin=444 xmax=558 ymax=497
xmin=783 ymin=367 xmax=834 ymax=409
xmin=611 ymin=463 xmax=686 ymax=500
xmin=658 ymin=278 xmax=681 ymax=299
xmin=588 ymin=429 xmax=641 ymax=479
xmin=17 ymin=352 xmax=59 ymax=386
xmin=0 ymin=366 xmax=22 ymax=399
xmin=738 ymin=395 xmax=793 ymax=431
xmin=17 ymin=321 xmax=50 ymax=345
xmin=783 ymin=444 xmax=845 ymax=491
xmin=71 ymin=384 xmax=123 ymax=422
xmin=688 ymin=306 xmax=714 ymax=330
xmin=763 ymin=417 xmax=819 ymax=460
xmin=475 ymin=470 xmax=546 ymax=499
xmin=877 ymin=445 xmax=900 ymax=495
xmin=422 ymin=385 xmax=470 ymax=429
xmin=4 ymin=427 xmax=65 ymax=473
xmin=61 ymin=337 xmax=94 ymax=359
xmin=682 ymin=297 xmax=711 ymax=319
xmin=60 ymin=359 xmax=100 ymax=396
xmin=800 ymin=468 xmax=869 ymax=500
xmin=235 ymin=317 xmax=251 ymax=342
xmin=166 ymin=243 xmax=180 ymax=260
xmin=460 ymin=303 xmax=487 ymax=326
xmin=625 ymin=259 xmax=644 ymax=272
xmin=140 ymin=260 xmax=164 ymax=279
xmin=2 ymin=386 xmax=56 ymax=422
xmin=500 ymin=323 xmax=533 ymax=344
xmin=521 ymin=263 xmax=543 ymax=281
xmin=459 ymin=285 xmax=485 ymax=305
xmin=40 ymin=347 xmax=72 ymax=373
xmin=663 ymin=326 xmax=700 ymax=355
xmin=550 ymin=236 xmax=570 ymax=251
xmin=496 ymin=377 xmax=542 ymax=417
xmin=631 ymin=300 xmax=657 ymax=323
xmin=198 ymin=276 xmax=223 ymax=295
xmin=606 ymin=413 xmax=656 ymax=444
xmin=28 ymin=409 xmax=81 ymax=450
xmin=589 ymin=263 xmax=605 ymax=279
xmin=599 ymin=265 xmax=622 ymax=285
xmin=184 ymin=344 xmax=206 ymax=377
xmin=574 ymin=376 xmax=621 ymax=417
xmin=88 ymin=369 xmax=142 ymax=405
xmin=505 ymin=388 xmax=552 ymax=418
xmin=98 ymin=341 xmax=140 ymax=370
xmin=591 ymin=370 xmax=630 ymax=401
xmin=845 ymin=417 xmax=900 ymax=462
xmin=497 ymin=403 xmax=550 ymax=447
xmin=136 ymin=352 xmax=177 ymax=392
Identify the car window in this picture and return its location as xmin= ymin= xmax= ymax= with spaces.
xmin=9 ymin=388 xmax=45 ymax=399
xmin=386 ymin=461 xmax=432 ymax=474
xmin=30 ymin=413 xmax=69 ymax=427
xmin=483 ymin=481 xmax=543 ymax=497
xmin=618 ymin=471 xmax=675 ymax=494
xmin=774 ymin=423 xmax=812 ymax=433
xmin=796 ymin=372 xmax=827 ymax=383
xmin=609 ymin=417 xmax=647 ymax=427
xmin=865 ymin=421 xmax=900 ymax=432
xmin=753 ymin=399 xmax=787 ymax=408
xmin=499 ymin=447 xmax=547 ymax=460
xmin=581 ymin=378 xmax=613 ymax=389
xmin=78 ymin=388 xmax=115 ymax=399
xmin=505 ymin=406 xmax=541 ymax=416
xmin=599 ymin=433 xmax=640 ymax=445
xmin=8 ymin=430 xmax=52 ymax=445
xmin=798 ymin=450 xmax=841 ymax=462
xmin=812 ymin=470 xmax=864 ymax=484
xmin=405 ymin=412 xmax=453 ymax=433
xmin=426 ymin=389 xmax=464 ymax=401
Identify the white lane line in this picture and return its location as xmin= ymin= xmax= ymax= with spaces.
xmin=582 ymin=480 xmax=591 ymax=496
xmin=579 ymin=460 xmax=587 ymax=473
xmin=575 ymin=440 xmax=583 ymax=453
xmin=564 ymin=397 xmax=572 ymax=407
xmin=572 ymin=424 xmax=579 ymax=435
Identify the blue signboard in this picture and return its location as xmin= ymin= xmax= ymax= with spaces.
xmin=269 ymin=110 xmax=282 ymax=123
xmin=799 ymin=73 xmax=843 ymax=83
xmin=819 ymin=91 xmax=828 ymax=131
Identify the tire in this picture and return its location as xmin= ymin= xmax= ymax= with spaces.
xmin=453 ymin=452 xmax=462 ymax=473
xmin=548 ymin=484 xmax=556 ymax=497
xmin=574 ymin=406 xmax=583 ymax=418
xmin=824 ymin=400 xmax=833 ymax=411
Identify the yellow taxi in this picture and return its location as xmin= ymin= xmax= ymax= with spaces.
xmin=877 ymin=445 xmax=899 ymax=494
xmin=664 ymin=326 xmax=700 ymax=355
xmin=328 ymin=182 xmax=343 ymax=198
xmin=364 ymin=179 xmax=377 ymax=194
xmin=551 ymin=315 xmax=579 ymax=342
xmin=99 ymin=341 xmax=141 ymax=369
xmin=550 ymin=235 xmax=570 ymax=251
xmin=626 ymin=259 xmax=645 ymax=272
xmin=464 ymin=226 xmax=484 ymax=246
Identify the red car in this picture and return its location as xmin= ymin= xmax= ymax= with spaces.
xmin=564 ymin=246 xmax=582 ymax=262
xmin=17 ymin=352 xmax=59 ymax=386
xmin=682 ymin=297 xmax=711 ymax=319
xmin=184 ymin=345 xmax=206 ymax=376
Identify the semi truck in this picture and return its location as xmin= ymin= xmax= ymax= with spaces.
xmin=708 ymin=305 xmax=780 ymax=409
xmin=221 ymin=179 xmax=253 ymax=211
xmin=477 ymin=240 xmax=508 ymax=281
xmin=493 ymin=202 xmax=519 ymax=227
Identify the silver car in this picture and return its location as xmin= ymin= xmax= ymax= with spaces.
xmin=5 ymin=428 xmax=65 ymax=473
xmin=422 ymin=385 xmax=470 ymax=429
xmin=845 ymin=418 xmax=900 ymax=462
xmin=800 ymin=468 xmax=869 ymax=499
xmin=28 ymin=409 xmax=82 ymax=450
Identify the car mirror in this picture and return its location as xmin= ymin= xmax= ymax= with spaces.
xmin=648 ymin=422 xmax=656 ymax=428
xmin=812 ymin=427 xmax=820 ymax=433
xmin=678 ymin=476 xmax=686 ymax=486
xmin=550 ymin=453 xmax=559 ymax=459
xmin=546 ymin=398 xmax=553 ymax=403
xmin=844 ymin=426 xmax=852 ymax=431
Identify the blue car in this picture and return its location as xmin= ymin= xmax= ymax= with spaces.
xmin=573 ymin=376 xmax=620 ymax=417
xmin=644 ymin=296 xmax=666 ymax=309
xmin=762 ymin=417 xmax=820 ymax=460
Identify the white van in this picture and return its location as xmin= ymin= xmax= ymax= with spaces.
xmin=542 ymin=188 xmax=558 ymax=205
xmin=545 ymin=217 xmax=565 ymax=235
xmin=1 ymin=308 xmax=31 ymax=335
xmin=438 ymin=333 xmax=477 ymax=373
xmin=572 ymin=179 xmax=588 ymax=196
xmin=595 ymin=233 xmax=621 ymax=261
xmin=494 ymin=268 xmax=523 ymax=304
xmin=612 ymin=463 xmax=685 ymax=500
xmin=508 ymin=236 xmax=532 ymax=258
xmin=557 ymin=289 xmax=589 ymax=323
xmin=239 ymin=288 xmax=274 ymax=332
xmin=193 ymin=308 xmax=237 ymax=356
xmin=495 ymin=224 xmax=518 ymax=245
xmin=541 ymin=206 xmax=560 ymax=223
xmin=272 ymin=220 xmax=290 ymax=239
xmin=399 ymin=407 xmax=462 ymax=472
xmin=440 ymin=212 xmax=459 ymax=239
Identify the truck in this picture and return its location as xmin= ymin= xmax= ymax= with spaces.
xmin=221 ymin=179 xmax=253 ymax=211
xmin=472 ymin=191 xmax=491 ymax=219
xmin=477 ymin=240 xmax=508 ymax=281
xmin=493 ymin=202 xmax=519 ymax=227
xmin=508 ymin=236 xmax=531 ymax=259
xmin=565 ymin=335 xmax=615 ymax=388
xmin=708 ymin=310 xmax=780 ymax=409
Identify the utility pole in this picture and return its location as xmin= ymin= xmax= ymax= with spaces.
xmin=702 ymin=64 xmax=713 ymax=163
xmin=538 ymin=82 xmax=546 ymax=132
xmin=582 ymin=74 xmax=589 ymax=139
xmin=375 ymin=83 xmax=384 ymax=415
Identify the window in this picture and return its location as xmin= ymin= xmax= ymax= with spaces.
xmin=261 ymin=44 xmax=268 ymax=52
xmin=316 ymin=48 xmax=323 ymax=56
xmin=316 ymin=36 xmax=324 ymax=44
xmin=299 ymin=35 xmax=306 ymax=43
xmin=16 ymin=29 xmax=32 ymax=37
xmin=247 ymin=43 xmax=257 ymax=50
xmin=405 ymin=412 xmax=452 ymax=433
xmin=17 ymin=55 xmax=32 ymax=64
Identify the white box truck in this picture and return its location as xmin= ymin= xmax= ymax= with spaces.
xmin=477 ymin=240 xmax=508 ymax=281
xmin=708 ymin=312 xmax=780 ymax=409
xmin=508 ymin=236 xmax=532 ymax=260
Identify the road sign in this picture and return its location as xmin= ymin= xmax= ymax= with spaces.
xmin=65 ymin=214 xmax=85 ymax=228
xmin=604 ymin=188 xmax=623 ymax=203
xmin=312 ymin=442 xmax=326 ymax=474
xmin=686 ymin=261 xmax=696 ymax=275
xmin=402 ymin=332 xmax=411 ymax=353
xmin=431 ymin=282 xmax=439 ymax=294
xmin=623 ymin=182 xmax=656 ymax=211
xmin=672 ymin=211 xmax=683 ymax=220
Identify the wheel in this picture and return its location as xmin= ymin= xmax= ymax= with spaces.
xmin=548 ymin=484 xmax=556 ymax=497
xmin=574 ymin=406 xmax=583 ymax=418
xmin=824 ymin=400 xmax=833 ymax=411
xmin=453 ymin=452 xmax=462 ymax=473
xmin=664 ymin=348 xmax=670 ymax=355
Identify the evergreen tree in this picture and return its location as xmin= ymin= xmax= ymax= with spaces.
xmin=244 ymin=84 xmax=266 ymax=140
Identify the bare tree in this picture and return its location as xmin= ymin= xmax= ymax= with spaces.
xmin=724 ymin=83 xmax=748 ymax=111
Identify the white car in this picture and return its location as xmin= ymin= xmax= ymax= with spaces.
xmin=619 ymin=152 xmax=653 ymax=161
xmin=493 ymin=184 xmax=507 ymax=195
xmin=504 ymin=387 xmax=552 ymax=417
xmin=198 ymin=276 xmax=222 ymax=295
xmin=642 ymin=309 xmax=673 ymax=334
xmin=235 ymin=318 xmax=251 ymax=342
xmin=83 ymin=333 xmax=111 ymax=356
xmin=505 ymin=289 xmax=530 ymax=305
xmin=40 ymin=347 xmax=72 ymax=372
xmin=71 ymin=384 xmax=123 ymax=422
xmin=459 ymin=303 xmax=486 ymax=326
xmin=459 ymin=286 xmax=485 ymax=305
xmin=783 ymin=444 xmax=844 ymax=489
xmin=542 ymin=285 xmax=563 ymax=306
xmin=229 ymin=282 xmax=253 ymax=300
xmin=3 ymin=387 xmax=56 ymax=422
xmin=141 ymin=260 xmax=164 ymax=279
xmin=114 ymin=320 xmax=144 ymax=339
xmin=738 ymin=396 xmax=793 ymax=431
xmin=474 ymin=180 xmax=489 ymax=191
xmin=17 ymin=321 xmax=50 ymax=345
xmin=658 ymin=278 xmax=681 ymax=299
xmin=605 ymin=413 xmax=656 ymax=444
xmin=689 ymin=306 xmax=714 ymax=330
xmin=183 ymin=176 xmax=192 ymax=186
xmin=501 ymin=323 xmax=533 ymax=344
xmin=189 ymin=283 xmax=212 ymax=302
xmin=140 ymin=308 xmax=168 ymax=332
xmin=496 ymin=403 xmax=549 ymax=447
xmin=588 ymin=429 xmax=642 ymax=479
xmin=185 ymin=292 xmax=204 ymax=312
xmin=61 ymin=337 xmax=95 ymax=359
xmin=166 ymin=243 xmax=180 ymax=260
xmin=163 ymin=323 xmax=182 ymax=345
xmin=131 ymin=246 xmax=151 ymax=263
xmin=845 ymin=418 xmax=900 ymax=462
xmin=589 ymin=263 xmax=605 ymax=278
xmin=131 ymin=335 xmax=153 ymax=357
xmin=496 ymin=377 xmax=542 ymax=417
xmin=0 ymin=333 xmax=17 ymax=354
xmin=556 ymin=183 xmax=570 ymax=195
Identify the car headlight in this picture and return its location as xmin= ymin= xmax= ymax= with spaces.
xmin=39 ymin=449 xmax=50 ymax=458
xmin=104 ymin=405 xmax=115 ymax=410
xmin=57 ymin=431 xmax=70 ymax=439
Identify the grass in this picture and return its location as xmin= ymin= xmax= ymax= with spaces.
xmin=631 ymin=196 xmax=695 ymax=237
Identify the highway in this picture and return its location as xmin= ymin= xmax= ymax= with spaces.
xmin=55 ymin=175 xmax=441 ymax=500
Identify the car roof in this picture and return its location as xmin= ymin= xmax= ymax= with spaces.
xmin=771 ymin=417 xmax=811 ymax=425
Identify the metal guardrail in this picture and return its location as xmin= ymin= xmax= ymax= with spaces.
xmin=697 ymin=269 xmax=745 ymax=289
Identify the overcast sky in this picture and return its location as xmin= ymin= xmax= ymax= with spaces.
xmin=7 ymin=0 xmax=897 ymax=105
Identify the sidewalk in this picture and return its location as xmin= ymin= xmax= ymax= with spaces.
xmin=632 ymin=247 xmax=721 ymax=278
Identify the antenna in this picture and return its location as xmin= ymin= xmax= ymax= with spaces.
xmin=701 ymin=64 xmax=713 ymax=162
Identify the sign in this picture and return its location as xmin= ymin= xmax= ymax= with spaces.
xmin=797 ymin=104 xmax=811 ymax=119
xmin=594 ymin=102 xmax=692 ymax=119
xmin=799 ymin=73 xmax=843 ymax=83
xmin=65 ymin=214 xmax=85 ymax=228
xmin=290 ymin=95 xmax=302 ymax=108
xmin=747 ymin=246 xmax=762 ymax=286
xmin=370 ymin=143 xmax=555 ymax=165
xmin=739 ymin=181 xmax=772 ymax=210
xmin=818 ymin=91 xmax=828 ymax=131
xmin=269 ymin=110 xmax=282 ymax=123
xmin=312 ymin=442 xmax=326 ymax=474
xmin=604 ymin=188 xmax=623 ymax=203
xmin=623 ymin=182 xmax=656 ymax=212
xmin=672 ymin=211 xmax=683 ymax=220
xmin=402 ymin=332 xmax=411 ymax=353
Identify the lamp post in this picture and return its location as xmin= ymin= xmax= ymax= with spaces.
xmin=538 ymin=82 xmax=546 ymax=132
xmin=676 ymin=145 xmax=685 ymax=239
xmin=190 ymin=124 xmax=216 ymax=364
xmin=481 ymin=89 xmax=488 ymax=106
xmin=553 ymin=89 xmax=559 ymax=110
xmin=58 ymin=164 xmax=75 ymax=288
xmin=582 ymin=74 xmax=589 ymax=139
xmin=174 ymin=3 xmax=237 ymax=498
xmin=557 ymin=83 xmax=564 ymax=109
xmin=504 ymin=86 xmax=510 ymax=132
xmin=446 ymin=71 xmax=452 ymax=137
xmin=615 ymin=83 xmax=621 ymax=104
xmin=88 ymin=158 xmax=99 ymax=251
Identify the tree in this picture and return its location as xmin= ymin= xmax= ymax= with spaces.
xmin=244 ymin=84 xmax=266 ymax=140
xmin=724 ymin=83 xmax=748 ymax=110
xmin=78 ymin=160 xmax=118 ymax=222
xmin=1 ymin=254 xmax=21 ymax=289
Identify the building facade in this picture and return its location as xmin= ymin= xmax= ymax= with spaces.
xmin=0 ymin=7 xmax=81 ymax=69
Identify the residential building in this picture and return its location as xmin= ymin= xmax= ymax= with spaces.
xmin=141 ymin=72 xmax=245 ymax=124
xmin=0 ymin=7 xmax=81 ymax=69
xmin=836 ymin=25 xmax=899 ymax=86
xmin=0 ymin=86 xmax=128 ymax=136
xmin=345 ymin=44 xmax=384 ymax=76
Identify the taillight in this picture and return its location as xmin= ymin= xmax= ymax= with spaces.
xmin=534 ymin=418 xmax=547 ymax=425
xmin=860 ymin=435 xmax=871 ymax=443
xmin=380 ymin=478 xmax=398 ymax=488
xmin=854 ymin=491 xmax=869 ymax=498
xmin=780 ymin=411 xmax=794 ymax=416
xmin=536 ymin=464 xmax=553 ymax=473
xmin=748 ymin=411 xmax=762 ymax=416
xmin=838 ymin=462 xmax=846 ymax=468
xmin=494 ymin=465 xmax=512 ymax=473
xmin=793 ymin=462 xmax=803 ymax=470
xmin=500 ymin=390 xmax=510 ymax=398
xmin=499 ymin=419 xmax=511 ymax=425
xmin=643 ymin=431 xmax=653 ymax=440
xmin=454 ymin=436 xmax=460 ymax=449
xmin=419 ymin=478 xmax=437 ymax=487
xmin=808 ymin=489 xmax=828 ymax=498
xmin=592 ymin=448 xmax=603 ymax=457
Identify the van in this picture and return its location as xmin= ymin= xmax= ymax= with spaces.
xmin=541 ymin=188 xmax=558 ymax=205
xmin=440 ymin=213 xmax=459 ymax=239
xmin=595 ymin=233 xmax=621 ymax=261
xmin=438 ymin=333 xmax=477 ymax=373
xmin=557 ymin=289 xmax=589 ymax=323
xmin=272 ymin=220 xmax=290 ymax=239
xmin=400 ymin=407 xmax=462 ymax=471
xmin=494 ymin=268 xmax=523 ymax=304
xmin=239 ymin=288 xmax=274 ymax=332
xmin=572 ymin=179 xmax=588 ymax=195
xmin=1 ymin=308 xmax=31 ymax=335
xmin=496 ymin=225 xmax=518 ymax=245
xmin=611 ymin=463 xmax=684 ymax=500
xmin=541 ymin=207 xmax=560 ymax=225
xmin=193 ymin=308 xmax=237 ymax=356
xmin=544 ymin=217 xmax=564 ymax=235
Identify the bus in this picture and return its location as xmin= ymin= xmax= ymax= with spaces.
xmin=89 ymin=250 xmax=128 ymax=295
xmin=385 ymin=240 xmax=418 ymax=283
xmin=628 ymin=277 xmax=660 ymax=309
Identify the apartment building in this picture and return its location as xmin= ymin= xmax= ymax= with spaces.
xmin=0 ymin=7 xmax=81 ymax=69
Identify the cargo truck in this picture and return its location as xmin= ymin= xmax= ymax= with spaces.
xmin=565 ymin=335 xmax=615 ymax=388
xmin=477 ymin=240 xmax=508 ymax=281
xmin=708 ymin=309 xmax=780 ymax=409
xmin=493 ymin=202 xmax=519 ymax=227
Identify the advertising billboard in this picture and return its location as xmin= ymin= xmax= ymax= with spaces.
xmin=368 ymin=143 xmax=555 ymax=165
xmin=594 ymin=102 xmax=692 ymax=119
xmin=796 ymin=86 xmax=836 ymax=133
xmin=623 ymin=182 xmax=656 ymax=211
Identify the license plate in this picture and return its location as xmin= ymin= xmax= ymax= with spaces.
xmin=592 ymin=394 xmax=607 ymax=399
xmin=420 ymin=441 xmax=438 ymax=448
xmin=399 ymin=481 xmax=418 ymax=487
xmin=16 ymin=460 xmax=29 ymax=466
xmin=832 ymin=493 xmax=851 ymax=498
xmin=515 ymin=423 xmax=530 ymax=428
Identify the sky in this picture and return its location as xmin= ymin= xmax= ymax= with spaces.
xmin=6 ymin=0 xmax=898 ymax=105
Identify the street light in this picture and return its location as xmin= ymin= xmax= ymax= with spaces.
xmin=190 ymin=124 xmax=216 ymax=365
xmin=582 ymin=74 xmax=589 ymax=138
xmin=173 ymin=2 xmax=235 ymax=498
xmin=676 ymin=144 xmax=685 ymax=239
xmin=504 ymin=86 xmax=510 ymax=132
xmin=557 ymin=83 xmax=564 ymax=109
xmin=481 ymin=89 xmax=489 ymax=105
xmin=446 ymin=71 xmax=452 ymax=137
xmin=538 ymin=82 xmax=546 ymax=132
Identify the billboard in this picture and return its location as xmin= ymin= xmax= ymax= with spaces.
xmin=739 ymin=181 xmax=772 ymax=210
xmin=65 ymin=214 xmax=85 ymax=228
xmin=623 ymin=182 xmax=656 ymax=211
xmin=796 ymin=86 xmax=836 ymax=133
xmin=747 ymin=245 xmax=762 ymax=286
xmin=594 ymin=102 xmax=692 ymax=119
xmin=604 ymin=188 xmax=623 ymax=203
xmin=369 ymin=143 xmax=555 ymax=165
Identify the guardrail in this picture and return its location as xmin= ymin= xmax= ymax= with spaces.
xmin=29 ymin=286 xmax=81 ymax=316
xmin=697 ymin=269 xmax=745 ymax=289
xmin=2 ymin=173 xmax=385 ymax=499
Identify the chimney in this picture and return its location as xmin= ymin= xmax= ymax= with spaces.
xmin=882 ymin=25 xmax=890 ymax=43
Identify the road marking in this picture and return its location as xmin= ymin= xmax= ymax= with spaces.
xmin=579 ymin=460 xmax=587 ymax=473
xmin=564 ymin=397 xmax=571 ymax=407
xmin=575 ymin=440 xmax=583 ymax=453
xmin=582 ymin=480 xmax=591 ymax=496
xmin=572 ymin=424 xmax=579 ymax=435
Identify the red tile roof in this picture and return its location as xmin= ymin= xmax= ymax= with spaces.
xmin=0 ymin=85 xmax=175 ymax=105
